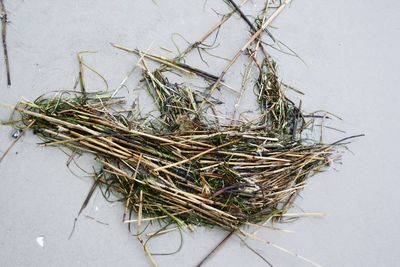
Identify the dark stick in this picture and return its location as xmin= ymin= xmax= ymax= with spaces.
xmin=111 ymin=44 xmax=220 ymax=82
xmin=196 ymin=230 xmax=235 ymax=267
xmin=226 ymin=0 xmax=257 ymax=33
xmin=0 ymin=0 xmax=10 ymax=86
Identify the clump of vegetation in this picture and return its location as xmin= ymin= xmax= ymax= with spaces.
xmin=13 ymin=87 xmax=335 ymax=229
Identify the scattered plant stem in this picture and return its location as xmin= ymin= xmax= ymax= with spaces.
xmin=0 ymin=0 xmax=10 ymax=86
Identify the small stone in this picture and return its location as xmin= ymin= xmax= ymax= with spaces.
xmin=12 ymin=129 xmax=22 ymax=139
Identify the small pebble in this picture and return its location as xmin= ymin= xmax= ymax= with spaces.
xmin=12 ymin=129 xmax=22 ymax=139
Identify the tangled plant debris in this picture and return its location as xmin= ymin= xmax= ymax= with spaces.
xmin=1 ymin=0 xmax=362 ymax=266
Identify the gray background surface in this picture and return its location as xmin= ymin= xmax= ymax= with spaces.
xmin=0 ymin=1 xmax=399 ymax=266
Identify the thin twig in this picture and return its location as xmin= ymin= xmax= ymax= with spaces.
xmin=68 ymin=180 xmax=98 ymax=239
xmin=0 ymin=0 xmax=11 ymax=85
xmin=196 ymin=230 xmax=235 ymax=267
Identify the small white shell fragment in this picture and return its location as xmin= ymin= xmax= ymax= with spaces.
xmin=36 ymin=236 xmax=45 ymax=248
